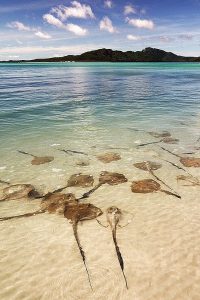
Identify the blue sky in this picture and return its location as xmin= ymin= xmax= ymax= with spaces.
xmin=0 ymin=0 xmax=200 ymax=60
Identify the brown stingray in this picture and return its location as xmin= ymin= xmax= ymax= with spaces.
xmin=133 ymin=161 xmax=181 ymax=198
xmin=41 ymin=192 xmax=77 ymax=214
xmin=99 ymin=171 xmax=128 ymax=185
xmin=18 ymin=150 xmax=54 ymax=165
xmin=106 ymin=206 xmax=128 ymax=289
xmin=52 ymin=174 xmax=94 ymax=194
xmin=0 ymin=192 xmax=76 ymax=221
xmin=64 ymin=201 xmax=103 ymax=290
xmin=138 ymin=137 xmax=179 ymax=147
xmin=177 ymin=175 xmax=200 ymax=186
xmin=0 ymin=184 xmax=41 ymax=202
xmin=160 ymin=147 xmax=200 ymax=168
xmin=97 ymin=152 xmax=121 ymax=163
xmin=148 ymin=131 xmax=171 ymax=138
xmin=131 ymin=179 xmax=180 ymax=198
xmin=76 ymin=161 xmax=90 ymax=167
xmin=67 ymin=174 xmax=94 ymax=187
xmin=79 ymin=172 xmax=128 ymax=200
xmin=134 ymin=161 xmax=162 ymax=171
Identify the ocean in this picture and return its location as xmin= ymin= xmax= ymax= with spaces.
xmin=0 ymin=62 xmax=200 ymax=300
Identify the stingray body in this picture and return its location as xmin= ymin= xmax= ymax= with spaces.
xmin=97 ymin=152 xmax=121 ymax=163
xmin=131 ymin=179 xmax=181 ymax=198
xmin=18 ymin=150 xmax=54 ymax=165
xmin=134 ymin=161 xmax=180 ymax=198
xmin=160 ymin=147 xmax=200 ymax=168
xmin=0 ymin=184 xmax=41 ymax=202
xmin=41 ymin=192 xmax=76 ymax=214
xmin=79 ymin=172 xmax=127 ymax=200
xmin=64 ymin=202 xmax=103 ymax=290
xmin=51 ymin=174 xmax=94 ymax=194
xmin=106 ymin=206 xmax=128 ymax=289
xmin=59 ymin=149 xmax=88 ymax=156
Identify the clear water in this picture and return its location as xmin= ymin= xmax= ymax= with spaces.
xmin=0 ymin=63 xmax=200 ymax=299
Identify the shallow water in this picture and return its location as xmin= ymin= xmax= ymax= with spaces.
xmin=0 ymin=62 xmax=200 ymax=300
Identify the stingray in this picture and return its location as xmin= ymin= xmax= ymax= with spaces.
xmin=101 ymin=206 xmax=129 ymax=289
xmin=176 ymin=175 xmax=200 ymax=186
xmin=0 ymin=192 xmax=76 ymax=221
xmin=96 ymin=152 xmax=121 ymax=163
xmin=64 ymin=201 xmax=103 ymax=290
xmin=18 ymin=150 xmax=54 ymax=165
xmin=137 ymin=137 xmax=179 ymax=148
xmin=53 ymin=174 xmax=94 ymax=194
xmin=128 ymin=128 xmax=171 ymax=138
xmin=0 ymin=183 xmax=41 ymax=202
xmin=131 ymin=179 xmax=181 ymax=198
xmin=148 ymin=131 xmax=171 ymax=138
xmin=58 ymin=149 xmax=88 ymax=156
xmin=160 ymin=147 xmax=200 ymax=167
xmin=79 ymin=171 xmax=128 ymax=200
xmin=133 ymin=161 xmax=181 ymax=198
xmin=76 ymin=160 xmax=90 ymax=167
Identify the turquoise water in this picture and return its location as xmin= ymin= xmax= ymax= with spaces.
xmin=0 ymin=62 xmax=200 ymax=182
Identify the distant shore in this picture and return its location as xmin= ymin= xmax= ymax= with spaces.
xmin=1 ymin=47 xmax=200 ymax=63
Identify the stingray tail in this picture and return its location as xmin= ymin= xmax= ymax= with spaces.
xmin=112 ymin=229 xmax=128 ymax=289
xmin=137 ymin=141 xmax=161 ymax=147
xmin=79 ymin=183 xmax=103 ymax=200
xmin=51 ymin=185 xmax=68 ymax=194
xmin=160 ymin=146 xmax=181 ymax=158
xmin=72 ymin=223 xmax=93 ymax=290
xmin=161 ymin=189 xmax=181 ymax=199
xmin=148 ymin=168 xmax=181 ymax=199
xmin=17 ymin=150 xmax=35 ymax=157
xmin=0 ymin=210 xmax=45 ymax=222
xmin=0 ymin=179 xmax=10 ymax=185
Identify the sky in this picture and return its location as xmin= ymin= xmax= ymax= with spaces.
xmin=0 ymin=0 xmax=200 ymax=60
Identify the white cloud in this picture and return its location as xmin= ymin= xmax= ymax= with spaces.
xmin=0 ymin=44 xmax=98 ymax=56
xmin=124 ymin=5 xmax=136 ymax=15
xmin=51 ymin=1 xmax=95 ymax=21
xmin=99 ymin=16 xmax=117 ymax=33
xmin=126 ymin=18 xmax=154 ymax=29
xmin=43 ymin=13 xmax=87 ymax=36
xmin=127 ymin=34 xmax=141 ymax=41
xmin=43 ymin=14 xmax=64 ymax=28
xmin=104 ymin=0 xmax=113 ymax=8
xmin=7 ymin=21 xmax=31 ymax=31
xmin=35 ymin=31 xmax=52 ymax=39
xmin=66 ymin=23 xmax=87 ymax=36
xmin=7 ymin=20 xmax=52 ymax=40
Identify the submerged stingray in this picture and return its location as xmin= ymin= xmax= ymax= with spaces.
xmin=52 ymin=174 xmax=94 ymax=194
xmin=131 ymin=179 xmax=180 ymax=198
xmin=134 ymin=161 xmax=162 ymax=171
xmin=177 ymin=175 xmax=200 ymax=186
xmin=0 ymin=183 xmax=41 ymax=202
xmin=148 ymin=131 xmax=171 ymax=138
xmin=64 ymin=201 xmax=103 ymax=290
xmin=160 ymin=147 xmax=200 ymax=167
xmin=18 ymin=150 xmax=54 ymax=165
xmin=41 ymin=192 xmax=76 ymax=214
xmin=80 ymin=171 xmax=128 ymax=199
xmin=0 ymin=192 xmax=76 ymax=221
xmin=138 ymin=137 xmax=179 ymax=147
xmin=133 ymin=161 xmax=180 ymax=198
xmin=59 ymin=149 xmax=88 ymax=156
xmin=105 ymin=206 xmax=129 ymax=289
xmin=96 ymin=152 xmax=121 ymax=163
